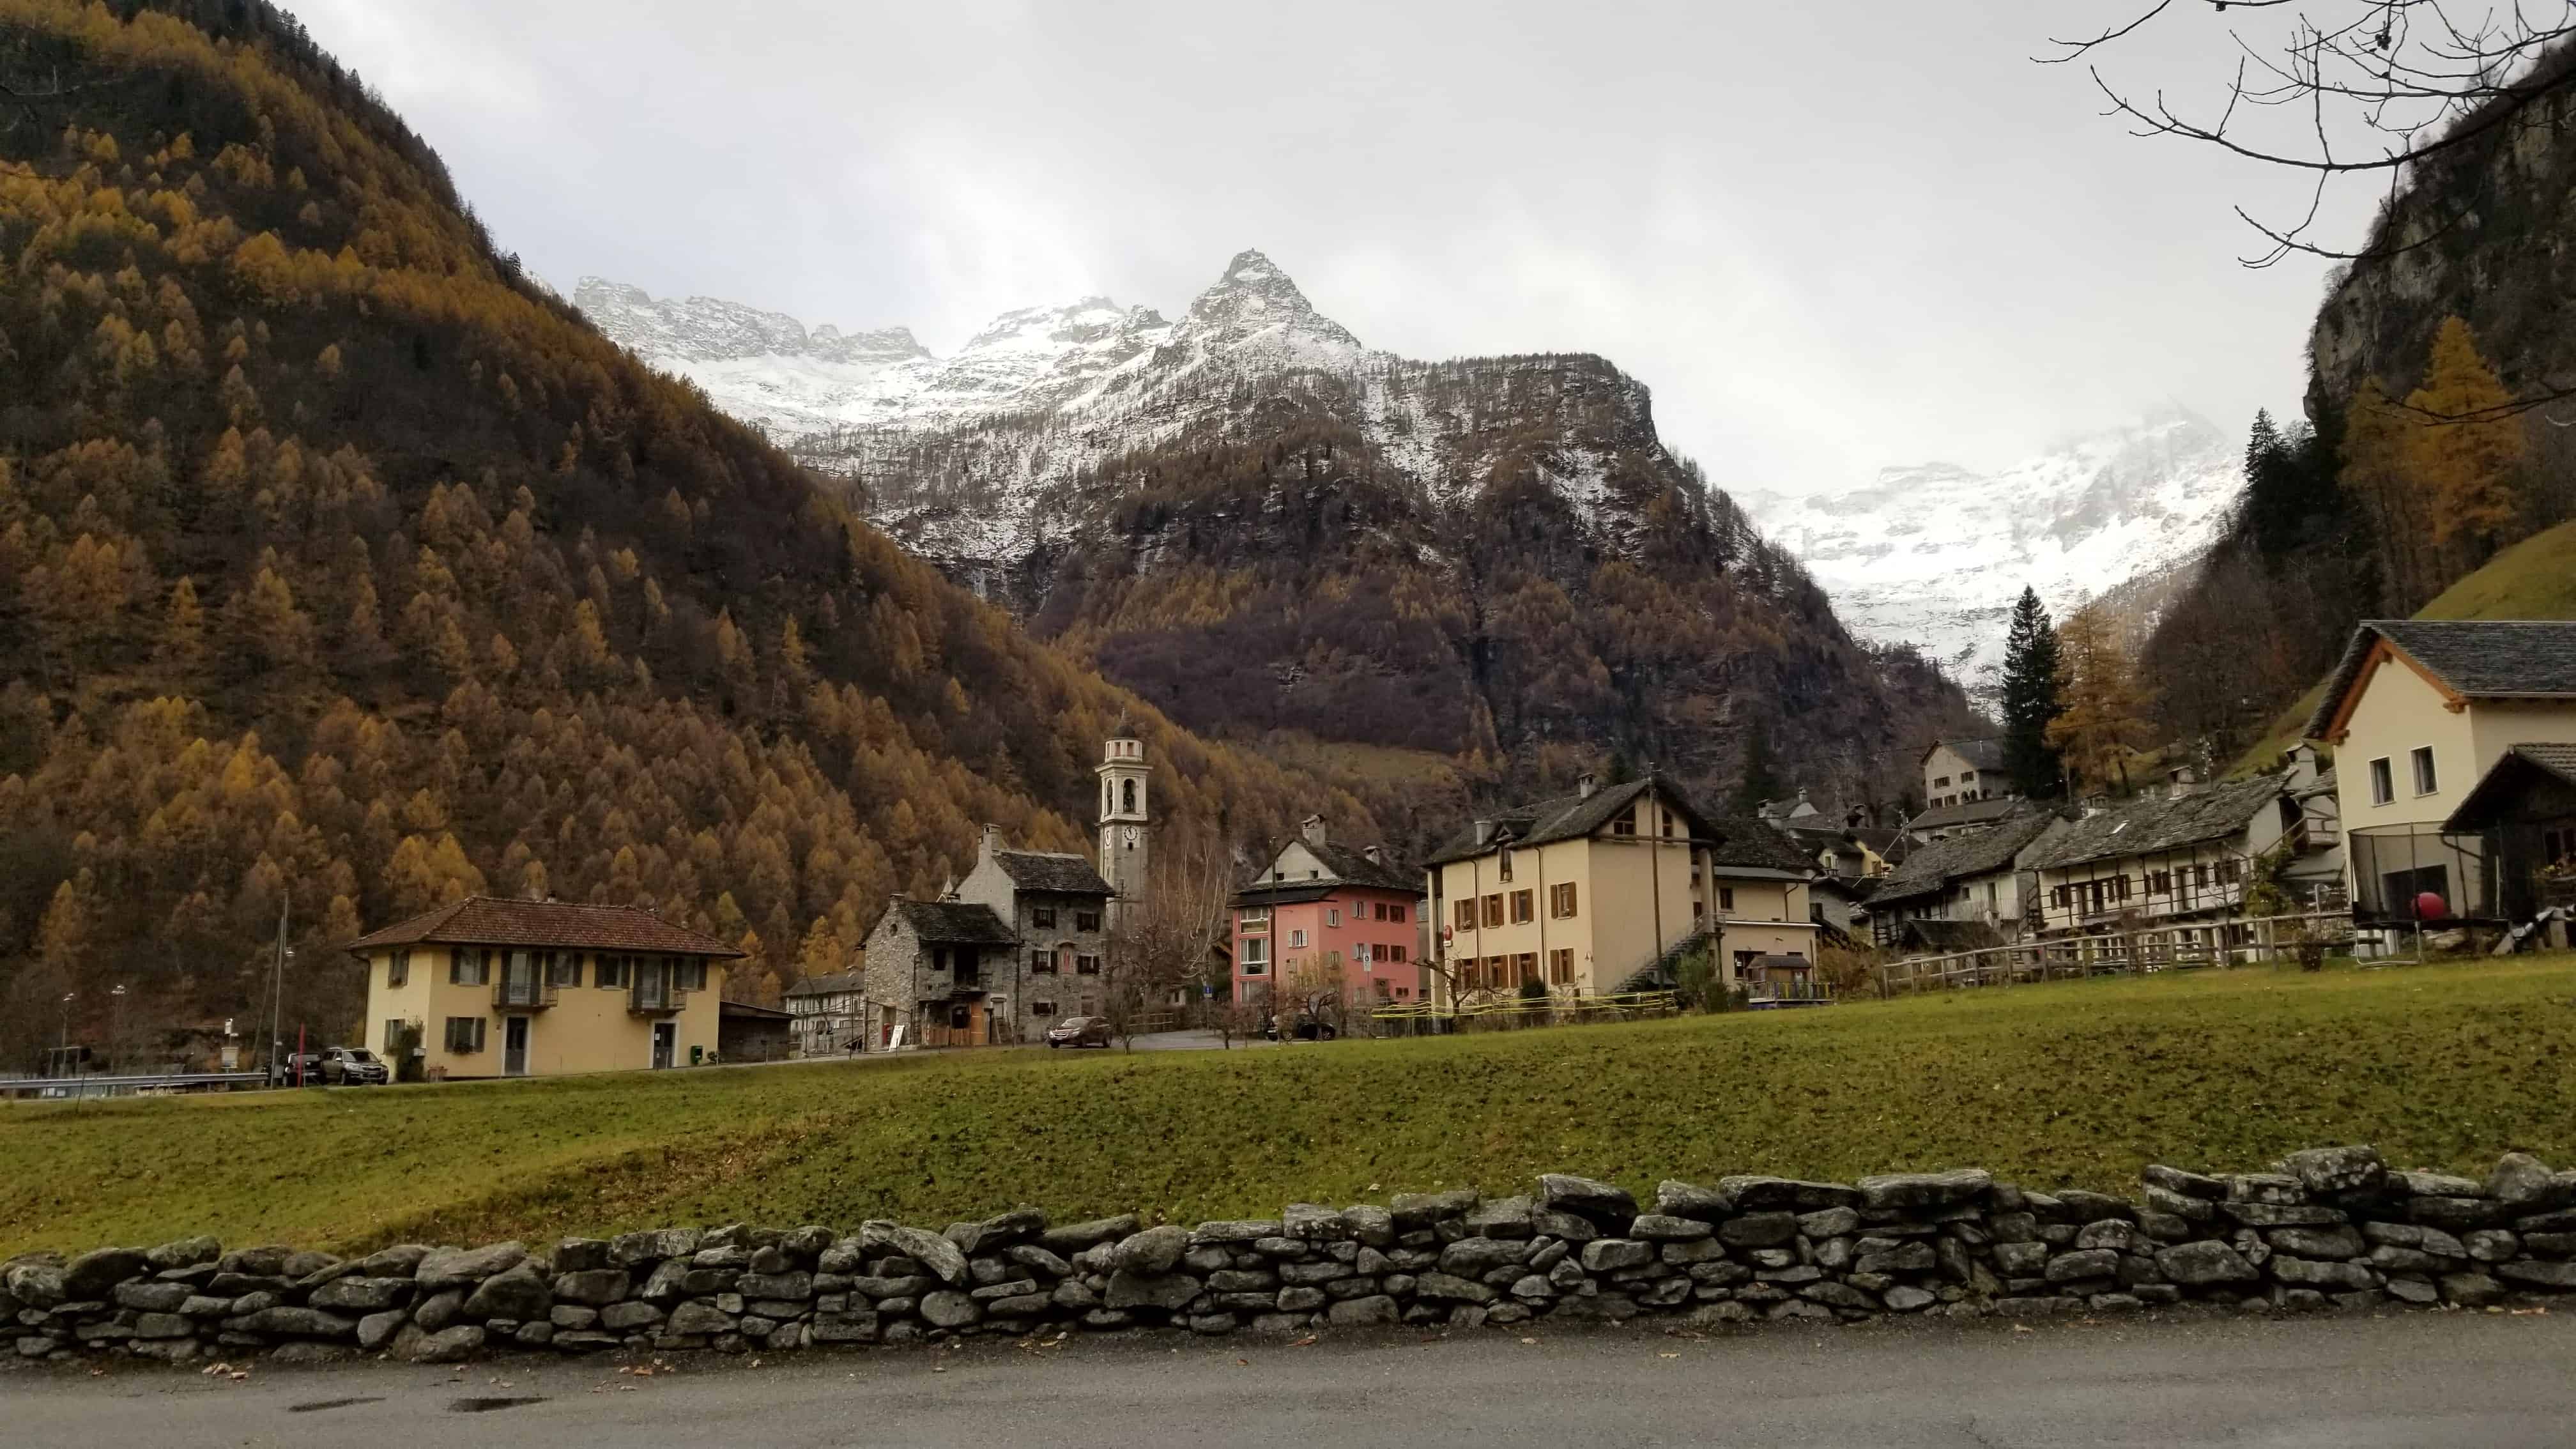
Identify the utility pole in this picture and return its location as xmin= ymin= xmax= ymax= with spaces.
xmin=266 ymin=893 xmax=287 ymax=1084
xmin=110 ymin=984 xmax=125 ymax=1075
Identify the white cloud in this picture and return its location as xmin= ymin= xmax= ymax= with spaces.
xmin=288 ymin=0 xmax=2370 ymax=494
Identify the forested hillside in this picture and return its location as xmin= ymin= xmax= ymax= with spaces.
xmin=2140 ymin=75 xmax=2576 ymax=765
xmin=1023 ymin=374 xmax=1974 ymax=829
xmin=0 ymin=0 xmax=1361 ymax=1066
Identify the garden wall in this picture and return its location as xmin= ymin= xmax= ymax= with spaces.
xmin=7 ymin=1145 xmax=2575 ymax=1366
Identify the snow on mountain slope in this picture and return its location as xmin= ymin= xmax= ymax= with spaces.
xmin=578 ymin=252 xmax=2234 ymax=698
xmin=1740 ymin=408 xmax=2242 ymax=696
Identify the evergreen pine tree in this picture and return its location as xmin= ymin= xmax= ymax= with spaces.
xmin=1999 ymin=586 xmax=2064 ymax=798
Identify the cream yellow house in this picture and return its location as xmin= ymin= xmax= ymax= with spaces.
xmin=1421 ymin=774 xmax=1818 ymax=1002
xmin=2306 ymin=620 xmax=2576 ymax=924
xmin=348 ymin=897 xmax=741 ymax=1079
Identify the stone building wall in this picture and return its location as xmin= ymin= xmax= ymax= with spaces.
xmin=8 ymin=1145 xmax=2575 ymax=1366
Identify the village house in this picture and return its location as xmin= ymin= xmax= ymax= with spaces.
xmin=2304 ymin=620 xmax=2576 ymax=926
xmin=861 ymin=827 xmax=1117 ymax=1048
xmin=2021 ymin=771 xmax=2332 ymax=942
xmin=1777 ymin=812 xmax=1907 ymax=880
xmin=1922 ymin=738 xmax=2014 ymax=811
xmin=1423 ymin=774 xmax=1818 ymax=1003
xmin=783 ymin=969 xmax=864 ymax=1056
xmin=1231 ymin=817 xmax=1423 ymax=1009
xmin=348 ymin=896 xmax=741 ymax=1079
xmin=858 ymin=732 xmax=1147 ymax=1047
xmin=1860 ymin=807 xmax=2066 ymax=951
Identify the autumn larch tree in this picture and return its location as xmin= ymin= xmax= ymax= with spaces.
xmin=2044 ymin=602 xmax=2154 ymax=798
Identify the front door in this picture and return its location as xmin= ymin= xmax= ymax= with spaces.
xmin=503 ymin=1016 xmax=529 ymax=1077
xmin=652 ymin=1022 xmax=677 ymax=1070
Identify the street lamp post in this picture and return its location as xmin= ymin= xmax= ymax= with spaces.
xmin=57 ymin=991 xmax=74 ymax=1084
xmin=111 ymin=984 xmax=126 ymax=1075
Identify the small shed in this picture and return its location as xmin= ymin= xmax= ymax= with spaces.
xmin=2442 ymin=744 xmax=2576 ymax=926
xmin=717 ymin=1000 xmax=794 ymax=1063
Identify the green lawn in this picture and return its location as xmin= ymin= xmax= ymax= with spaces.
xmin=6 ymin=957 xmax=2575 ymax=1259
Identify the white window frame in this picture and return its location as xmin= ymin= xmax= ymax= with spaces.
xmin=2368 ymin=756 xmax=2395 ymax=806
xmin=1290 ymin=928 xmax=1308 ymax=949
xmin=2411 ymin=746 xmax=2438 ymax=797
xmin=1241 ymin=936 xmax=1269 ymax=971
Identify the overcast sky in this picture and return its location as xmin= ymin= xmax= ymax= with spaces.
xmin=291 ymin=0 xmax=2373 ymax=493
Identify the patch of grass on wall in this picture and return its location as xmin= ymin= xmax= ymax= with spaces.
xmin=4 ymin=957 xmax=2573 ymax=1257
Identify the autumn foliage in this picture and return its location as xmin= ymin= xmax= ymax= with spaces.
xmin=0 ymin=0 xmax=1357 ymax=1066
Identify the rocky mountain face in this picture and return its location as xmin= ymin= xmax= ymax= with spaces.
xmin=2307 ymin=88 xmax=2576 ymax=427
xmin=1742 ymin=410 xmax=2244 ymax=699
xmin=580 ymin=254 xmax=1977 ymax=816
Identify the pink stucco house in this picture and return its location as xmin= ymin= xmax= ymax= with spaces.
xmin=1232 ymin=817 xmax=1424 ymax=1009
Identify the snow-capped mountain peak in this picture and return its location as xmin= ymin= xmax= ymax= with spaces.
xmin=1742 ymin=408 xmax=2244 ymax=695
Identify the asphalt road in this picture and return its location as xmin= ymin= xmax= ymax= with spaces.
xmin=12 ymin=1309 xmax=2575 ymax=1448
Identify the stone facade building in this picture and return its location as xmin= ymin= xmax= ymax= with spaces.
xmin=860 ymin=732 xmax=1141 ymax=1047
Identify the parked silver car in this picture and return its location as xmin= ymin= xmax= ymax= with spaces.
xmin=319 ymin=1046 xmax=389 ymax=1085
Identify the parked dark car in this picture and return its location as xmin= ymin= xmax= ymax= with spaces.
xmin=267 ymin=1050 xmax=326 ymax=1086
xmin=1045 ymin=1015 xmax=1113 ymax=1048
xmin=319 ymin=1046 xmax=389 ymax=1085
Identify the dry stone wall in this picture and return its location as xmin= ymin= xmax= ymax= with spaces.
xmin=9 ymin=1146 xmax=2576 ymax=1366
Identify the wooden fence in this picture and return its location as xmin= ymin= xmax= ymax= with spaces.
xmin=1368 ymin=990 xmax=1682 ymax=1036
xmin=1873 ymin=911 xmax=2358 ymax=997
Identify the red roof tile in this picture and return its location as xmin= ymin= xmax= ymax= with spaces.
xmin=344 ymin=896 xmax=745 ymax=959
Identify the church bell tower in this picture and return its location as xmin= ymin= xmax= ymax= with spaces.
xmin=1097 ymin=721 xmax=1151 ymax=919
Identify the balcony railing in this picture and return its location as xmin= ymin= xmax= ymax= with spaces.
xmin=629 ymin=972 xmax=693 ymax=1016
xmin=493 ymin=974 xmax=558 ymax=1010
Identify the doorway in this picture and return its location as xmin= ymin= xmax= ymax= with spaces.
xmin=503 ymin=1016 xmax=529 ymax=1077
xmin=652 ymin=1022 xmax=676 ymax=1070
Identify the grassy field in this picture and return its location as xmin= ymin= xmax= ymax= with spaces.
xmin=6 ymin=956 xmax=2574 ymax=1259
xmin=2230 ymin=519 xmax=2576 ymax=775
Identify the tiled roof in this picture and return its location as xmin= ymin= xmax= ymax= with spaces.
xmin=784 ymin=970 xmax=865 ymax=998
xmin=992 ymin=849 xmax=1113 ymax=896
xmin=1929 ymin=738 xmax=2007 ymax=772
xmin=344 ymin=897 xmax=744 ymax=959
xmin=1891 ymin=919 xmax=2008 ymax=954
xmin=2023 ymin=778 xmax=2284 ymax=871
xmin=1702 ymin=815 xmax=1821 ymax=874
xmin=1427 ymin=776 xmax=1717 ymax=866
xmin=2308 ymin=620 xmax=2576 ymax=739
xmin=1869 ymin=809 xmax=2062 ymax=907
xmin=1235 ymin=838 xmax=1418 ymax=906
xmin=1907 ymin=797 xmax=2022 ymax=832
xmin=2442 ymin=744 xmax=2576 ymax=832
xmin=2510 ymin=742 xmax=2576 ymax=786
xmin=889 ymin=898 xmax=1019 ymax=946
xmin=1301 ymin=841 xmax=1418 ymax=892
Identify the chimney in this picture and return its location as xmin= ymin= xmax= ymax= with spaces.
xmin=2167 ymin=767 xmax=2201 ymax=800
xmin=1473 ymin=818 xmax=1494 ymax=846
xmin=1301 ymin=814 xmax=1327 ymax=848
xmin=2283 ymin=743 xmax=2319 ymax=792
xmin=979 ymin=824 xmax=1000 ymax=859
xmin=1577 ymin=772 xmax=1598 ymax=799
